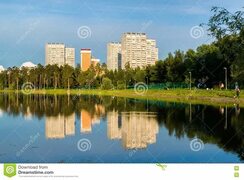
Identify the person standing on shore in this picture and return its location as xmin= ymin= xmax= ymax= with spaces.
xmin=235 ymin=82 xmax=240 ymax=98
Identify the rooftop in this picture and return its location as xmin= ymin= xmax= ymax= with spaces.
xmin=20 ymin=61 xmax=37 ymax=68
xmin=124 ymin=32 xmax=146 ymax=35
xmin=46 ymin=43 xmax=65 ymax=45
xmin=0 ymin=65 xmax=4 ymax=72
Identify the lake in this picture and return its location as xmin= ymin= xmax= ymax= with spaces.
xmin=0 ymin=93 xmax=243 ymax=163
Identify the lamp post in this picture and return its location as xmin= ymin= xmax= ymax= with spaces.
xmin=223 ymin=67 xmax=227 ymax=90
xmin=189 ymin=72 xmax=192 ymax=90
xmin=146 ymin=76 xmax=149 ymax=85
xmin=224 ymin=106 xmax=228 ymax=130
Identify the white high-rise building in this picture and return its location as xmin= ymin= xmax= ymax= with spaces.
xmin=45 ymin=43 xmax=75 ymax=67
xmin=146 ymin=39 xmax=158 ymax=66
xmin=45 ymin=43 xmax=65 ymax=67
xmin=107 ymin=42 xmax=121 ymax=70
xmin=121 ymin=33 xmax=158 ymax=69
xmin=65 ymin=48 xmax=75 ymax=67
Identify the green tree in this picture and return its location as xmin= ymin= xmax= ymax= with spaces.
xmin=134 ymin=68 xmax=146 ymax=83
xmin=117 ymin=80 xmax=126 ymax=89
xmin=204 ymin=7 xmax=244 ymax=39
xmin=62 ymin=65 xmax=74 ymax=89
xmin=11 ymin=67 xmax=20 ymax=90
xmin=101 ymin=77 xmax=113 ymax=90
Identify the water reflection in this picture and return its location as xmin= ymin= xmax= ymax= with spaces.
xmin=108 ymin=111 xmax=159 ymax=149
xmin=80 ymin=105 xmax=105 ymax=133
xmin=0 ymin=93 xmax=244 ymax=162
xmin=46 ymin=113 xmax=75 ymax=139
xmin=45 ymin=109 xmax=159 ymax=148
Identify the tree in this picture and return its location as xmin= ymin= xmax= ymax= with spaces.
xmin=0 ymin=71 xmax=7 ymax=89
xmin=231 ymin=29 xmax=244 ymax=84
xmin=11 ymin=67 xmax=20 ymax=90
xmin=35 ymin=64 xmax=45 ymax=89
xmin=85 ymin=66 xmax=96 ymax=89
xmin=134 ymin=68 xmax=146 ymax=83
xmin=52 ymin=64 xmax=60 ymax=89
xmin=204 ymin=6 xmax=244 ymax=87
xmin=74 ymin=66 xmax=82 ymax=88
xmin=101 ymin=78 xmax=113 ymax=90
xmin=62 ymin=65 xmax=74 ymax=90
xmin=124 ymin=62 xmax=135 ymax=86
xmin=204 ymin=7 xmax=244 ymax=39
xmin=117 ymin=80 xmax=126 ymax=89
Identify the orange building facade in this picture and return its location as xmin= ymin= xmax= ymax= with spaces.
xmin=80 ymin=49 xmax=91 ymax=71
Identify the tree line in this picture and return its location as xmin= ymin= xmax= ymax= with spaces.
xmin=0 ymin=7 xmax=243 ymax=90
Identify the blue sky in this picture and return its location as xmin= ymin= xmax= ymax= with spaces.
xmin=0 ymin=0 xmax=243 ymax=68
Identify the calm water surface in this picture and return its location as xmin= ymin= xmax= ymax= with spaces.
xmin=0 ymin=93 xmax=243 ymax=163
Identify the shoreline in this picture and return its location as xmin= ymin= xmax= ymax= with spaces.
xmin=0 ymin=89 xmax=243 ymax=107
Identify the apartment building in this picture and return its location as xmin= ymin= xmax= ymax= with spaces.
xmin=107 ymin=42 xmax=121 ymax=70
xmin=121 ymin=33 xmax=158 ymax=69
xmin=45 ymin=43 xmax=75 ymax=67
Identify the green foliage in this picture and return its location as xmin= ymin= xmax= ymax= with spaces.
xmin=117 ymin=80 xmax=126 ymax=90
xmin=101 ymin=78 xmax=113 ymax=90
xmin=204 ymin=6 xmax=244 ymax=39
xmin=135 ymin=68 xmax=146 ymax=82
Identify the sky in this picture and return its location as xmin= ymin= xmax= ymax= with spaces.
xmin=0 ymin=0 xmax=243 ymax=68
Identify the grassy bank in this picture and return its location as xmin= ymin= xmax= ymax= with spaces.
xmin=0 ymin=88 xmax=243 ymax=107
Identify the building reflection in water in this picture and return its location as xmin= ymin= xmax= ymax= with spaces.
xmin=45 ymin=113 xmax=75 ymax=139
xmin=107 ymin=111 xmax=159 ymax=149
xmin=81 ymin=110 xmax=92 ymax=133
xmin=45 ymin=104 xmax=105 ymax=138
xmin=0 ymin=109 xmax=3 ymax=117
xmin=93 ymin=104 xmax=105 ymax=124
xmin=23 ymin=106 xmax=32 ymax=120
xmin=107 ymin=110 xmax=122 ymax=139
xmin=80 ymin=104 xmax=105 ymax=133
xmin=45 ymin=108 xmax=159 ymax=149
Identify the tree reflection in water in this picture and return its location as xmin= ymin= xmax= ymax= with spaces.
xmin=0 ymin=93 xmax=243 ymax=161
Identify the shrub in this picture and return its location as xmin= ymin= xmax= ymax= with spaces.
xmin=117 ymin=80 xmax=126 ymax=89
xmin=101 ymin=78 xmax=113 ymax=90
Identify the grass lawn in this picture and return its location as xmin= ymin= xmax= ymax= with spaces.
xmin=0 ymin=88 xmax=243 ymax=107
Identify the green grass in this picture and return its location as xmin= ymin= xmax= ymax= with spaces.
xmin=0 ymin=88 xmax=243 ymax=107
